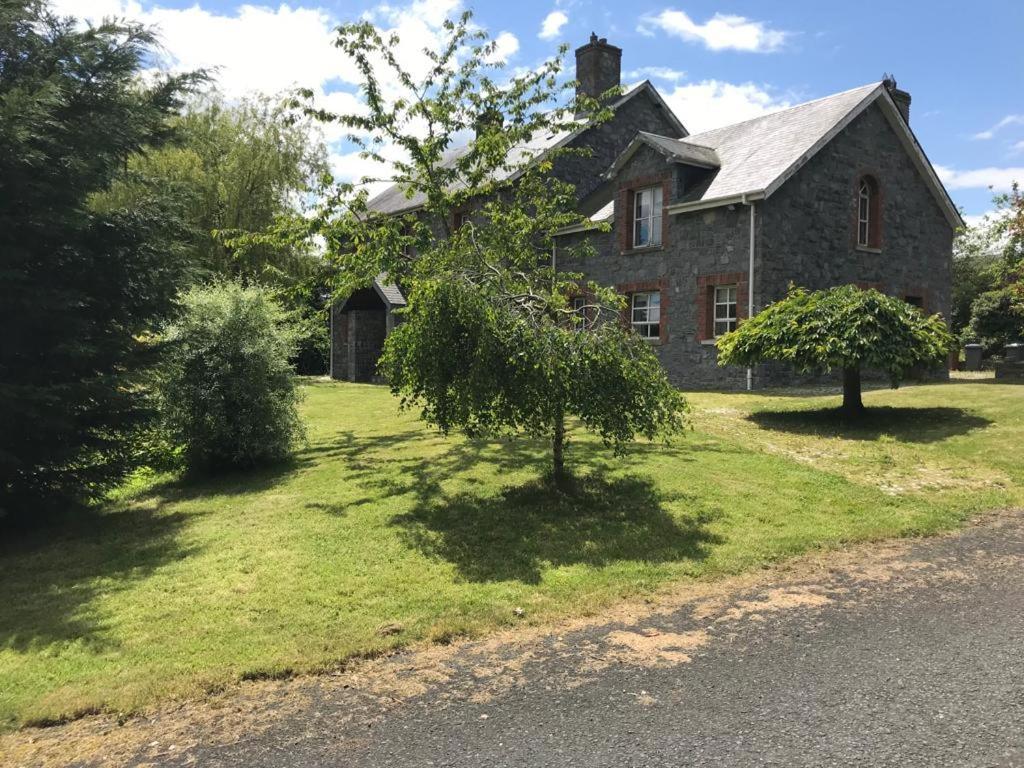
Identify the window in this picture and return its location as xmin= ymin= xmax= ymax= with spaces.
xmin=453 ymin=210 xmax=470 ymax=230
xmin=631 ymin=291 xmax=661 ymax=339
xmin=570 ymin=295 xmax=589 ymax=330
xmin=857 ymin=175 xmax=880 ymax=248
xmin=713 ymin=285 xmax=738 ymax=337
xmin=905 ymin=295 xmax=923 ymax=309
xmin=632 ymin=186 xmax=663 ymax=248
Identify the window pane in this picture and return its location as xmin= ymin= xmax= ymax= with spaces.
xmin=715 ymin=303 xmax=728 ymax=319
xmin=859 ymin=221 xmax=869 ymax=245
xmin=648 ymin=323 xmax=660 ymax=338
xmin=651 ymin=212 xmax=662 ymax=246
xmin=652 ymin=186 xmax=663 ymax=216
xmin=635 ymin=219 xmax=649 ymax=247
xmin=635 ymin=189 xmax=649 ymax=219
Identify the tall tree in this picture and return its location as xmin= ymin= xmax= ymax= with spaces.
xmin=94 ymin=94 xmax=333 ymax=372
xmin=717 ymin=286 xmax=954 ymax=417
xmin=300 ymin=13 xmax=686 ymax=481
xmin=0 ymin=1 xmax=201 ymax=522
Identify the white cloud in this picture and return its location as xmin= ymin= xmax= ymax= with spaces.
xmin=538 ymin=10 xmax=568 ymax=40
xmin=51 ymin=1 xmax=348 ymax=98
xmin=638 ymin=9 xmax=788 ymax=53
xmin=624 ymin=66 xmax=687 ymax=82
xmin=487 ymin=31 xmax=520 ymax=63
xmin=659 ymin=79 xmax=791 ymax=133
xmin=972 ymin=114 xmax=1024 ymax=140
xmin=935 ymin=164 xmax=1024 ymax=191
xmin=1013 ymin=140 xmax=1024 ymax=154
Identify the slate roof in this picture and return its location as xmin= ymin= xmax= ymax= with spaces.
xmin=671 ymin=82 xmax=880 ymax=205
xmin=373 ymin=276 xmax=405 ymax=306
xmin=600 ymin=81 xmax=960 ymax=227
xmin=364 ymin=81 xmax=686 ymax=216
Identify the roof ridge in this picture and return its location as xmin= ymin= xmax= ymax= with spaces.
xmin=681 ymin=81 xmax=881 ymax=141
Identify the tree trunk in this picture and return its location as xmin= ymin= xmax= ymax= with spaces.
xmin=551 ymin=407 xmax=566 ymax=485
xmin=842 ymin=366 xmax=864 ymax=417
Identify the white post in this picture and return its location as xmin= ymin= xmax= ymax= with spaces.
xmin=746 ymin=200 xmax=755 ymax=391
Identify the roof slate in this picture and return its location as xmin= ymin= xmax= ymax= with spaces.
xmin=364 ymin=81 xmax=678 ymax=216
xmin=671 ymin=82 xmax=881 ymax=203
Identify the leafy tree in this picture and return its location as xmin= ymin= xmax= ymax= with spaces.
xmin=0 ymin=1 xmax=202 ymax=523
xmin=95 ymin=93 xmax=333 ymax=372
xmin=717 ymin=286 xmax=954 ymax=417
xmin=294 ymin=13 xmax=686 ymax=481
xmin=158 ymin=282 xmax=304 ymax=472
xmin=966 ymin=282 xmax=1024 ymax=354
xmin=963 ymin=182 xmax=1024 ymax=353
xmin=952 ymin=223 xmax=1001 ymax=337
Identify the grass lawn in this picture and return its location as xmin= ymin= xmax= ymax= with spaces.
xmin=1 ymin=379 xmax=1022 ymax=730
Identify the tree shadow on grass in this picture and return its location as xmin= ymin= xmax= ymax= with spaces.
xmin=390 ymin=473 xmax=721 ymax=584
xmin=748 ymin=406 xmax=992 ymax=443
xmin=0 ymin=503 xmax=201 ymax=653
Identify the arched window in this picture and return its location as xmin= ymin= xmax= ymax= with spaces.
xmin=857 ymin=175 xmax=881 ymax=248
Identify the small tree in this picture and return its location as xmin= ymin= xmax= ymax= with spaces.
xmin=288 ymin=13 xmax=686 ymax=482
xmin=717 ymin=285 xmax=954 ymax=417
xmin=158 ymin=283 xmax=304 ymax=472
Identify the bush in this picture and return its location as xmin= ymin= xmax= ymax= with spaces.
xmin=966 ymin=287 xmax=1024 ymax=355
xmin=159 ymin=282 xmax=304 ymax=472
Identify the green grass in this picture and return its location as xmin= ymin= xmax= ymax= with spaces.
xmin=1 ymin=379 xmax=1022 ymax=730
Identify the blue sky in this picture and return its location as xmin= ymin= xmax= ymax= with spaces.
xmin=55 ymin=0 xmax=1023 ymax=220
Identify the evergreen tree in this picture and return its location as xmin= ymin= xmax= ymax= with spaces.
xmin=0 ymin=1 xmax=202 ymax=522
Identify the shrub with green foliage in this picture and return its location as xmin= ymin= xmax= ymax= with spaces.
xmin=717 ymin=285 xmax=954 ymax=416
xmin=158 ymin=283 xmax=304 ymax=472
xmin=966 ymin=286 xmax=1024 ymax=355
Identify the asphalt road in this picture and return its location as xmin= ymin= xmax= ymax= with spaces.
xmin=13 ymin=512 xmax=1024 ymax=767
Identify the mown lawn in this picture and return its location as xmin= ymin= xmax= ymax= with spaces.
xmin=1 ymin=379 xmax=1021 ymax=730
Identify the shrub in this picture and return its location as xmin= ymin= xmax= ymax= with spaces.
xmin=966 ymin=287 xmax=1024 ymax=355
xmin=159 ymin=282 xmax=303 ymax=472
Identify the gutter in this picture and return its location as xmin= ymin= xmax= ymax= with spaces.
xmin=666 ymin=190 xmax=765 ymax=215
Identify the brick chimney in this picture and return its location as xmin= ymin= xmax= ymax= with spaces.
xmin=575 ymin=33 xmax=621 ymax=111
xmin=883 ymin=74 xmax=911 ymax=124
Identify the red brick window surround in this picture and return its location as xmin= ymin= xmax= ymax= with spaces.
xmin=855 ymin=174 xmax=882 ymax=249
xmin=616 ymin=174 xmax=671 ymax=254
xmin=696 ymin=272 xmax=749 ymax=342
xmin=618 ymin=278 xmax=668 ymax=344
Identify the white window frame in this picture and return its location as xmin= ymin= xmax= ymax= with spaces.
xmin=571 ymin=296 xmax=589 ymax=330
xmin=858 ymin=179 xmax=871 ymax=246
xmin=713 ymin=285 xmax=738 ymax=337
xmin=631 ymin=291 xmax=661 ymax=340
xmin=632 ymin=186 xmax=663 ymax=249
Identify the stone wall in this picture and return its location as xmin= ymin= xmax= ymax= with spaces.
xmin=561 ymin=102 xmax=955 ymax=391
xmin=330 ymin=304 xmax=388 ymax=382
xmin=560 ymin=143 xmax=754 ymax=390
xmin=757 ymin=101 xmax=954 ymax=386
xmin=552 ymin=88 xmax=686 ymax=203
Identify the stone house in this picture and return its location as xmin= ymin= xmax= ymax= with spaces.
xmin=331 ymin=34 xmax=961 ymax=389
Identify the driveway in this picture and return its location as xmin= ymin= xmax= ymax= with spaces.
xmin=10 ymin=510 xmax=1024 ymax=767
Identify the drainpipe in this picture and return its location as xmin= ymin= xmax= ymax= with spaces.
xmin=743 ymin=194 xmax=755 ymax=391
